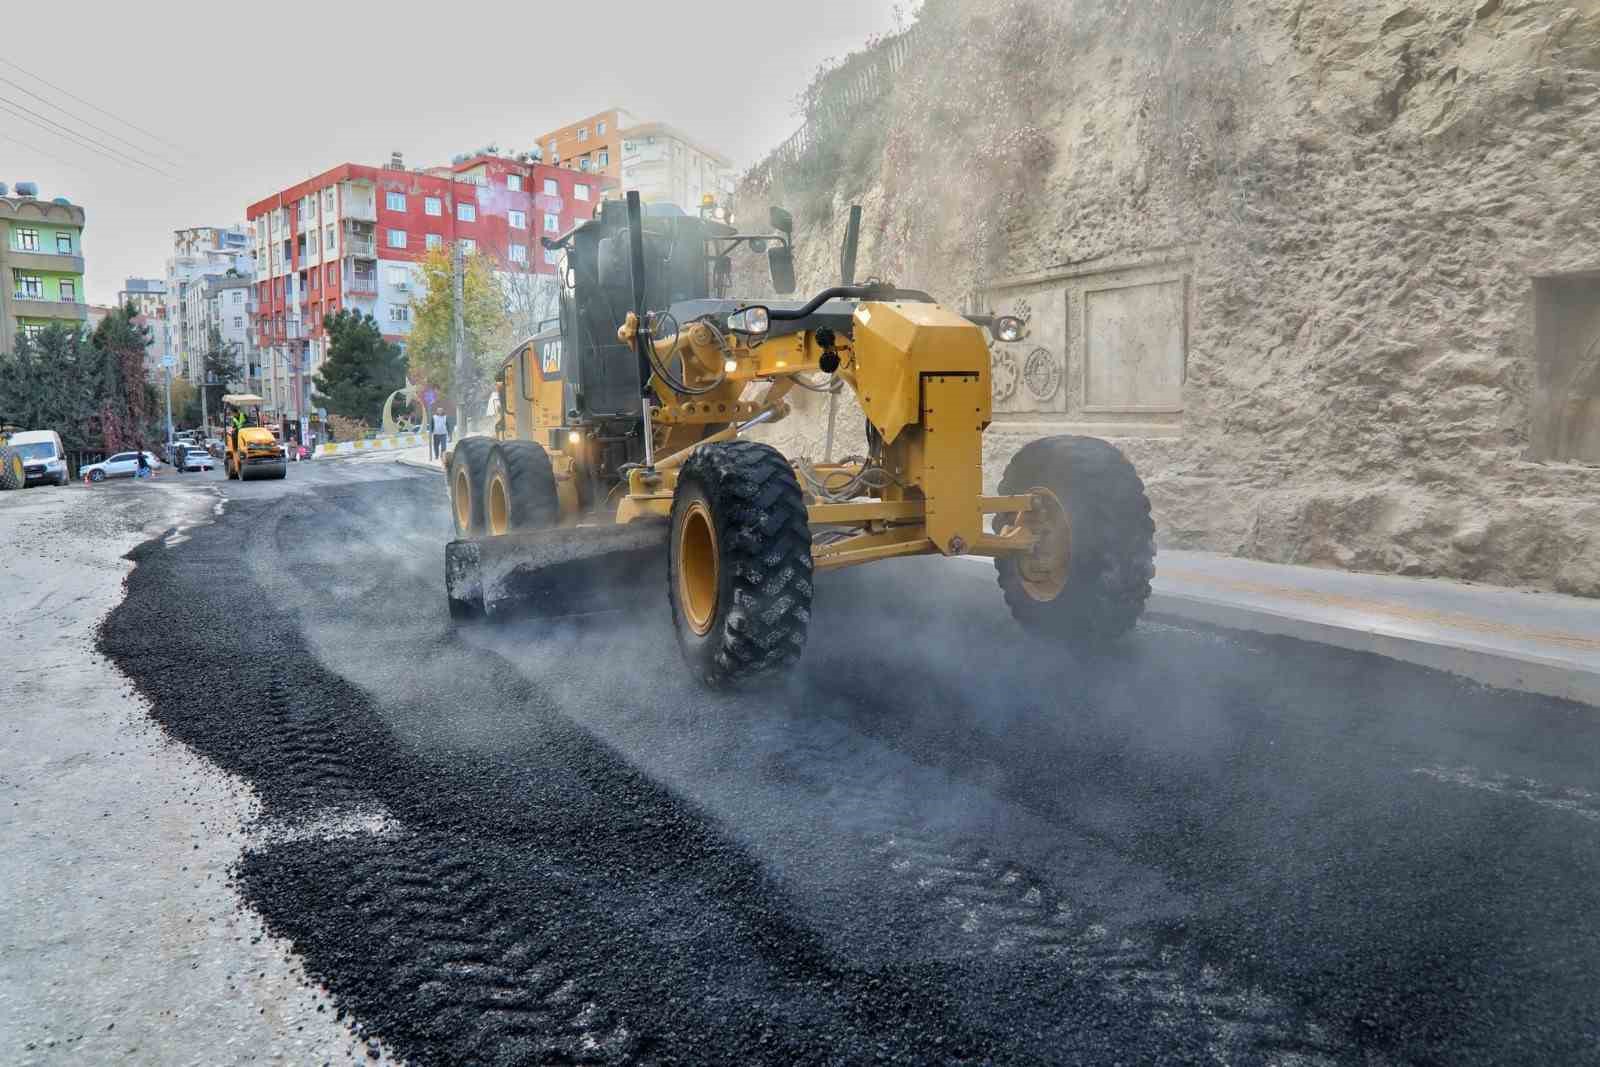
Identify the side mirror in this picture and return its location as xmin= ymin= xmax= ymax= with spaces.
xmin=768 ymin=245 xmax=796 ymax=295
xmin=769 ymin=206 xmax=793 ymax=237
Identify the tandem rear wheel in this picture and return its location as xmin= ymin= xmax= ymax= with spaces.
xmin=449 ymin=437 xmax=560 ymax=539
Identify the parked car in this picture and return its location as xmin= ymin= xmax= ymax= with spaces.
xmin=180 ymin=448 xmax=216 ymax=472
xmin=81 ymin=451 xmax=163 ymax=481
xmin=6 ymin=430 xmax=69 ymax=486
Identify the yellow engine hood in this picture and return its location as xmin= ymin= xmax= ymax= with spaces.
xmin=238 ymin=427 xmax=277 ymax=448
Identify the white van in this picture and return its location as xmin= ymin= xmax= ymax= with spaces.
xmin=7 ymin=430 xmax=69 ymax=487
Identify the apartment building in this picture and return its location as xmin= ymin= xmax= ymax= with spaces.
xmin=618 ymin=122 xmax=737 ymax=214
xmin=533 ymin=109 xmax=636 ymax=180
xmin=1 ymin=181 xmax=87 ymax=343
xmin=164 ymin=225 xmax=253 ymax=382
xmin=245 ymin=152 xmax=615 ymax=426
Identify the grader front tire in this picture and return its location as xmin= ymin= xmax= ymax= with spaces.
xmin=668 ymin=441 xmax=813 ymax=688
xmin=995 ymin=435 xmax=1155 ymax=651
xmin=484 ymin=441 xmax=559 ymax=536
xmin=0 ymin=449 xmax=23 ymax=491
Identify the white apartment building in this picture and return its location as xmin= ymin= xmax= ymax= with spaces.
xmin=619 ymin=122 xmax=737 ymax=213
xmin=117 ymin=276 xmax=168 ymax=379
xmin=164 ymin=225 xmax=253 ymax=383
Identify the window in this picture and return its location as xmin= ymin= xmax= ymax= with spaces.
xmin=543 ymin=213 xmax=559 ymax=232
xmin=597 ymin=119 xmax=606 ymax=135
xmin=577 ymin=126 xmax=589 ymax=142
xmin=597 ymin=150 xmax=609 ymax=167
xmin=508 ymin=209 xmax=526 ymax=229
xmin=386 ymin=191 xmax=407 ymax=211
xmin=579 ymin=157 xmax=591 ymax=172
xmin=507 ymin=174 xmax=522 ymax=191
xmin=457 ymin=202 xmax=476 ymax=222
xmin=424 ymin=196 xmax=442 ymax=216
xmin=390 ymin=305 xmax=410 ymax=323
xmin=324 ymin=188 xmax=335 ymax=210
xmin=543 ymin=247 xmax=560 ymax=265
xmin=573 ymin=183 xmax=590 ymax=202
xmin=426 ymin=233 xmax=443 ymax=250
xmin=460 ymin=238 xmax=477 ymax=254
xmin=543 ymin=178 xmax=558 ymax=196
xmin=15 ymin=273 xmax=42 ymax=298
xmin=509 ymin=243 xmax=527 ymax=263
xmin=325 ymin=224 xmax=335 ymax=248
xmin=233 ymin=291 xmax=243 ymax=304
xmin=387 ymin=229 xmax=407 ymax=248
xmin=387 ymin=266 xmax=408 ymax=286
xmin=309 ymin=232 xmax=319 ymax=254
xmin=16 ymin=228 xmax=38 ymax=250
xmin=234 ymin=316 xmax=243 ymax=328
xmin=56 ymin=232 xmax=73 ymax=253
xmin=21 ymin=323 xmax=45 ymax=341
xmin=59 ymin=279 xmax=76 ymax=302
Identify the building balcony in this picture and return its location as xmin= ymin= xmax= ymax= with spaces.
xmin=11 ymin=296 xmax=87 ymax=321
xmin=7 ymin=249 xmax=85 ymax=274
xmin=344 ymin=238 xmax=376 ymax=258
xmin=343 ymin=199 xmax=377 ymax=222
xmin=345 ymin=275 xmax=378 ymax=297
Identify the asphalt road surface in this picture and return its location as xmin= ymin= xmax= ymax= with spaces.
xmin=95 ymin=459 xmax=1600 ymax=1065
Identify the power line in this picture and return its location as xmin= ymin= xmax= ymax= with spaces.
xmin=0 ymin=53 xmax=187 ymax=156
xmin=0 ymin=95 xmax=176 ymax=179
xmin=0 ymin=130 xmax=85 ymax=171
xmin=0 ymin=71 xmax=179 ymax=171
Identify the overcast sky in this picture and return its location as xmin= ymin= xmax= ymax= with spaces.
xmin=0 ymin=0 xmax=902 ymax=305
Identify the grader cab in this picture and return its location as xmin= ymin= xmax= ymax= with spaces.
xmin=444 ymin=192 xmax=1155 ymax=686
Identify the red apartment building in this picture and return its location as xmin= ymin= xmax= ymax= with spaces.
xmin=245 ymin=152 xmax=617 ymax=427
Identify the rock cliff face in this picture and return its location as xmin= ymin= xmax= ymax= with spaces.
xmin=740 ymin=0 xmax=1600 ymax=595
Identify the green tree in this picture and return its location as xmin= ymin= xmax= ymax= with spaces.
xmin=312 ymin=310 xmax=407 ymax=425
xmin=0 ymin=323 xmax=105 ymax=449
xmin=200 ymin=326 xmax=242 ymax=420
xmin=408 ymin=244 xmax=509 ymax=410
xmin=88 ymin=306 xmax=159 ymax=451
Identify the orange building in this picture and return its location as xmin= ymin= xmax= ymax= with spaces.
xmin=534 ymin=108 xmax=637 ymax=180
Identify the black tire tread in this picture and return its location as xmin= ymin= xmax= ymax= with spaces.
xmin=448 ymin=437 xmax=496 ymax=538
xmin=671 ymin=440 xmax=813 ymax=687
xmin=491 ymin=441 xmax=560 ymax=533
xmin=0 ymin=448 xmax=22 ymax=491
xmin=994 ymin=435 xmax=1155 ymax=649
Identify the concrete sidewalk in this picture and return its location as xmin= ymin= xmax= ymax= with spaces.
xmin=1149 ymin=551 xmax=1600 ymax=707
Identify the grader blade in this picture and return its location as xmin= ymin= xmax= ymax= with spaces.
xmin=445 ymin=521 xmax=668 ymax=622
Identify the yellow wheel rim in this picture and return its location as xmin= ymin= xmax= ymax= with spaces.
xmin=8 ymin=456 xmax=20 ymax=483
xmin=487 ymin=470 xmax=510 ymax=536
xmin=677 ymin=499 xmax=719 ymax=636
xmin=453 ymin=467 xmax=473 ymax=531
xmin=1017 ymin=487 xmax=1071 ymax=603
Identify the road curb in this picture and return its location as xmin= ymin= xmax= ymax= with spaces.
xmin=395 ymin=457 xmax=444 ymax=476
xmin=1146 ymin=590 xmax=1600 ymax=708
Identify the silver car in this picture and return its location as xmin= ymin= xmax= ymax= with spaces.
xmin=80 ymin=451 xmax=163 ymax=482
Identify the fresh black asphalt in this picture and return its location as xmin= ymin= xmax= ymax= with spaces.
xmin=99 ymin=464 xmax=1600 ymax=1064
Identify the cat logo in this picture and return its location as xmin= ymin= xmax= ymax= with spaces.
xmin=540 ymin=339 xmax=562 ymax=377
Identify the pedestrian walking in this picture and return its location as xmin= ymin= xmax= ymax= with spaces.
xmin=135 ymin=448 xmax=151 ymax=480
xmin=431 ymin=407 xmax=449 ymax=461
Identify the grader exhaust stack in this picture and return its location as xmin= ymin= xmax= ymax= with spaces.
xmin=440 ymin=191 xmax=1157 ymax=685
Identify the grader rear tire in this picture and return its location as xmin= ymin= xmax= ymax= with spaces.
xmin=448 ymin=437 xmax=496 ymax=539
xmin=994 ymin=435 xmax=1155 ymax=651
xmin=484 ymin=441 xmax=559 ymax=536
xmin=668 ymin=441 xmax=812 ymax=688
xmin=0 ymin=449 xmax=23 ymax=491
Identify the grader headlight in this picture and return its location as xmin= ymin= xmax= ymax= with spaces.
xmin=995 ymin=315 xmax=1026 ymax=343
xmin=729 ymin=306 xmax=770 ymax=336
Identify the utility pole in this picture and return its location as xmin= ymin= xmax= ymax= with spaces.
xmin=451 ymin=239 xmax=468 ymax=440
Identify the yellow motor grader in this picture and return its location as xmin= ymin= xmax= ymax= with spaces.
xmin=444 ymin=192 xmax=1155 ymax=686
